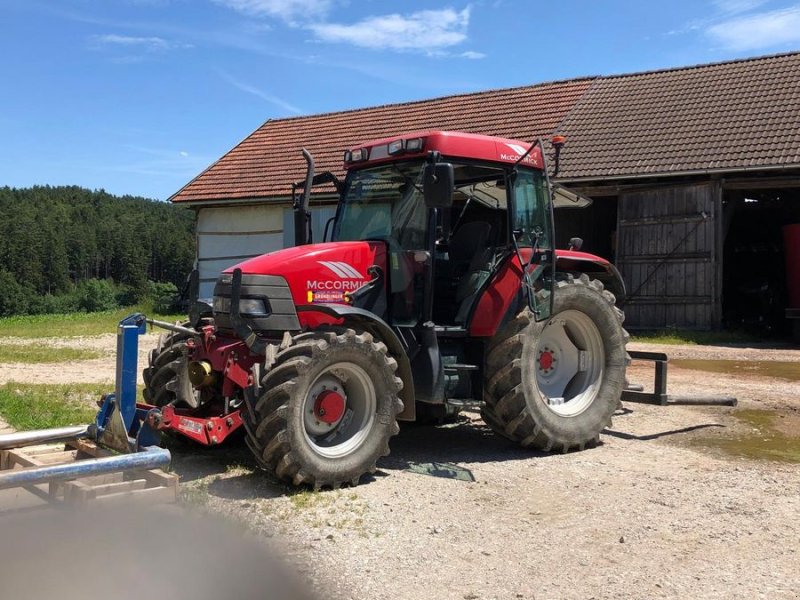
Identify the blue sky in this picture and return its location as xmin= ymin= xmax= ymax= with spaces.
xmin=2 ymin=0 xmax=799 ymax=200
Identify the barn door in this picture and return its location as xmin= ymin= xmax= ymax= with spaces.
xmin=616 ymin=182 xmax=720 ymax=329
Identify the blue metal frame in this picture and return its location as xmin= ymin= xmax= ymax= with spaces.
xmin=94 ymin=313 xmax=154 ymax=449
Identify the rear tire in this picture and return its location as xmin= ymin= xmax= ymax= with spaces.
xmin=482 ymin=274 xmax=627 ymax=452
xmin=243 ymin=329 xmax=403 ymax=489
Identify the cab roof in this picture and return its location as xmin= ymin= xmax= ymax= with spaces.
xmin=344 ymin=130 xmax=544 ymax=171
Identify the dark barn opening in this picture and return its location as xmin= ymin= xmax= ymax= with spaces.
xmin=554 ymin=195 xmax=619 ymax=261
xmin=722 ymin=185 xmax=800 ymax=336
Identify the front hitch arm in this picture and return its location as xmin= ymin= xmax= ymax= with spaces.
xmin=146 ymin=319 xmax=201 ymax=338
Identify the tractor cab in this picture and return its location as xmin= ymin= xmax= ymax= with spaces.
xmin=327 ymin=131 xmax=555 ymax=334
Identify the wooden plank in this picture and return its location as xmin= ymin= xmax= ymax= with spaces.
xmin=619 ymin=213 xmax=705 ymax=227
xmin=94 ymin=484 xmax=177 ymax=506
xmin=617 ymin=252 xmax=713 ymax=265
xmin=33 ymin=450 xmax=78 ymax=465
xmin=713 ymin=181 xmax=724 ymax=329
xmin=69 ymin=438 xmax=111 ymax=457
xmin=4 ymin=448 xmax=46 ymax=469
xmin=723 ymin=176 xmax=800 ymax=190
xmin=65 ymin=479 xmax=149 ymax=504
xmin=625 ymin=296 xmax=713 ymax=305
xmin=140 ymin=468 xmax=179 ymax=488
xmin=69 ymin=472 xmax=125 ymax=487
xmin=22 ymin=445 xmax=72 ymax=457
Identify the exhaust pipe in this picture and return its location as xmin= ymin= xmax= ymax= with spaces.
xmin=293 ymin=148 xmax=315 ymax=246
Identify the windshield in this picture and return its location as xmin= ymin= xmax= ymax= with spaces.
xmin=333 ymin=161 xmax=428 ymax=251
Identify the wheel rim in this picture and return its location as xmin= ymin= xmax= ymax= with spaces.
xmin=534 ymin=309 xmax=605 ymax=417
xmin=302 ymin=362 xmax=377 ymax=458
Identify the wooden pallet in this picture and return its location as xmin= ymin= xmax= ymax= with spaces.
xmin=0 ymin=439 xmax=178 ymax=505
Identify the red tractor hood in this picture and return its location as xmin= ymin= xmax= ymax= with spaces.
xmin=225 ymin=241 xmax=385 ymax=308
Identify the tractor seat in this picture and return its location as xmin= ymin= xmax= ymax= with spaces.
xmin=449 ymin=221 xmax=491 ymax=267
xmin=447 ymin=222 xmax=495 ymax=323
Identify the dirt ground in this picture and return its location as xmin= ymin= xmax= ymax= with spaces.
xmin=1 ymin=334 xmax=799 ymax=599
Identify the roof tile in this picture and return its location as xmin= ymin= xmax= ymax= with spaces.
xmin=173 ymin=52 xmax=800 ymax=202
xmin=171 ymin=79 xmax=594 ymax=202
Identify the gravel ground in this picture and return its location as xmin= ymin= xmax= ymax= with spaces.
xmin=0 ymin=333 xmax=159 ymax=384
xmin=1 ymin=334 xmax=799 ymax=599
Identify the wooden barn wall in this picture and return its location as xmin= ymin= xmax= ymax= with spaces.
xmin=616 ymin=182 xmax=721 ymax=329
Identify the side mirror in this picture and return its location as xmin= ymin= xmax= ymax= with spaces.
xmin=423 ymin=163 xmax=454 ymax=208
xmin=568 ymin=237 xmax=583 ymax=251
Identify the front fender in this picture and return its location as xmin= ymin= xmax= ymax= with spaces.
xmin=555 ymin=255 xmax=627 ymax=304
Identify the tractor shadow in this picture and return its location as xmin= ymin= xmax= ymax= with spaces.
xmin=603 ymin=405 xmax=728 ymax=441
xmin=376 ymin=413 xmax=550 ymax=475
xmin=163 ymin=406 xmax=727 ymax=496
xmin=603 ymin=423 xmax=725 ymax=442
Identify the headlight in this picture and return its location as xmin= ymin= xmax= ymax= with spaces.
xmin=213 ymin=296 xmax=228 ymax=313
xmin=238 ymin=298 xmax=268 ymax=315
xmin=212 ymin=297 xmax=268 ymax=316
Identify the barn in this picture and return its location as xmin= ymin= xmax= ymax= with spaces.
xmin=171 ymin=51 xmax=800 ymax=332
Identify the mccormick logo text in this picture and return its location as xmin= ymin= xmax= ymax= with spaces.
xmin=499 ymin=142 xmax=535 ymax=164
xmin=306 ymin=261 xmax=365 ymax=303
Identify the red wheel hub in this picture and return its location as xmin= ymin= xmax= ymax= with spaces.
xmin=313 ymin=390 xmax=346 ymax=424
xmin=539 ymin=350 xmax=555 ymax=372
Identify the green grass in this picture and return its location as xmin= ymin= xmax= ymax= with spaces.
xmin=630 ymin=329 xmax=763 ymax=346
xmin=0 ymin=344 xmax=102 ymax=363
xmin=0 ymin=383 xmax=106 ymax=430
xmin=0 ymin=304 xmax=185 ymax=338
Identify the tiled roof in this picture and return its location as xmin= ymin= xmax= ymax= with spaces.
xmin=171 ymin=78 xmax=594 ymax=202
xmin=171 ymin=51 xmax=800 ymax=203
xmin=556 ymin=51 xmax=800 ymax=180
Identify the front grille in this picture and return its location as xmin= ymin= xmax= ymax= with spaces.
xmin=213 ymin=273 xmax=300 ymax=333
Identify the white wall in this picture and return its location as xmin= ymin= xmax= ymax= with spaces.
xmin=196 ymin=203 xmax=337 ymax=298
xmin=197 ymin=205 xmax=284 ymax=298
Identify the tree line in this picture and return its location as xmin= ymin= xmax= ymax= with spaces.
xmin=0 ymin=185 xmax=195 ymax=316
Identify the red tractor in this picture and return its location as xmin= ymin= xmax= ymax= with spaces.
xmin=143 ymin=131 xmax=628 ymax=489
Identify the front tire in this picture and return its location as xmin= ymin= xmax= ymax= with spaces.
xmin=243 ymin=329 xmax=403 ymax=489
xmin=482 ymin=274 xmax=627 ymax=452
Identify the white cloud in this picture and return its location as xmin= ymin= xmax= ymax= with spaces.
xmin=213 ymin=0 xmax=331 ymax=24
xmin=308 ymin=8 xmax=471 ymax=51
xmin=459 ymin=50 xmax=485 ymax=59
xmin=217 ymin=70 xmax=303 ymax=114
xmin=707 ymin=5 xmax=800 ymax=51
xmin=713 ymin=0 xmax=768 ymax=15
xmin=92 ymin=34 xmax=191 ymax=51
xmin=667 ymin=0 xmax=768 ymax=37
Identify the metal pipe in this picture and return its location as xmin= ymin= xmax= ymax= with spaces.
xmin=0 ymin=426 xmax=89 ymax=450
xmin=147 ymin=319 xmax=200 ymax=338
xmin=667 ymin=396 xmax=738 ymax=407
xmin=0 ymin=447 xmax=171 ymax=491
xmin=294 ymin=148 xmax=315 ymax=245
